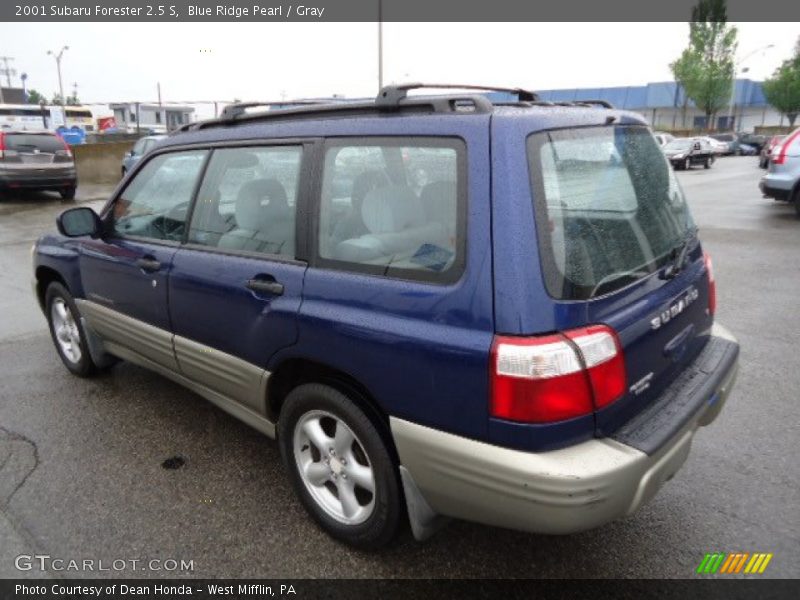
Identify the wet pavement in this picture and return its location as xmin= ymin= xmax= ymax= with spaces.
xmin=0 ymin=158 xmax=798 ymax=578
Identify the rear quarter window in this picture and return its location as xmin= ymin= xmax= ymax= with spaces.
xmin=528 ymin=125 xmax=694 ymax=300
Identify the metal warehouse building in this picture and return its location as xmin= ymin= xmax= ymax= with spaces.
xmin=490 ymin=79 xmax=784 ymax=132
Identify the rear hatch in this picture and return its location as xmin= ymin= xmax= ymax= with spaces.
xmin=0 ymin=132 xmax=74 ymax=169
xmin=527 ymin=124 xmax=715 ymax=437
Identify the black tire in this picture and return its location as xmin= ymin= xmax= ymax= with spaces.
xmin=121 ymin=167 xmax=127 ymax=178
xmin=704 ymin=157 xmax=711 ymax=169
xmin=45 ymin=282 xmax=98 ymax=377
xmin=278 ymin=383 xmax=402 ymax=549
xmin=793 ymin=188 xmax=800 ymax=219
xmin=684 ymin=157 xmax=691 ymax=170
xmin=59 ymin=186 xmax=76 ymax=200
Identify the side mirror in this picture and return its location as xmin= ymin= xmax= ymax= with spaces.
xmin=129 ymin=149 xmax=136 ymax=157
xmin=57 ymin=207 xmax=101 ymax=238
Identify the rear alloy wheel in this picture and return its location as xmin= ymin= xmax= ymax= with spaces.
xmin=684 ymin=157 xmax=691 ymax=170
xmin=45 ymin=282 xmax=98 ymax=377
xmin=278 ymin=383 xmax=402 ymax=549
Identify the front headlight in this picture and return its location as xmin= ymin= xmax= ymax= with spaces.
xmin=673 ymin=154 xmax=686 ymax=160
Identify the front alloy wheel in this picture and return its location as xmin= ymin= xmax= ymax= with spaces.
xmin=45 ymin=282 xmax=98 ymax=377
xmin=51 ymin=297 xmax=82 ymax=364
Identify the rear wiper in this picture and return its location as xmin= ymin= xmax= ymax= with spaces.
xmin=663 ymin=227 xmax=698 ymax=280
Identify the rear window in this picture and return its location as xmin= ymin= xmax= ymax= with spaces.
xmin=528 ymin=125 xmax=694 ymax=300
xmin=4 ymin=134 xmax=65 ymax=153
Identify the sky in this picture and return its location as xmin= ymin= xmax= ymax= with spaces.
xmin=0 ymin=22 xmax=797 ymax=118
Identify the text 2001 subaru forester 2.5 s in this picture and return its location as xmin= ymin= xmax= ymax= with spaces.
xmin=33 ymin=84 xmax=739 ymax=549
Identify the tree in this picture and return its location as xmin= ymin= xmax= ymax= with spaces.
xmin=51 ymin=92 xmax=64 ymax=105
xmin=670 ymin=0 xmax=738 ymax=131
xmin=26 ymin=88 xmax=46 ymax=104
xmin=763 ymin=37 xmax=800 ymax=127
xmin=66 ymin=93 xmax=80 ymax=106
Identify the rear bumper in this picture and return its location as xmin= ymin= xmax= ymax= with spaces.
xmin=760 ymin=173 xmax=795 ymax=199
xmin=0 ymin=167 xmax=77 ymax=190
xmin=393 ymin=323 xmax=739 ymax=538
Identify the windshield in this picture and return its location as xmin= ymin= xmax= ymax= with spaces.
xmin=664 ymin=139 xmax=692 ymax=152
xmin=528 ymin=125 xmax=695 ymax=300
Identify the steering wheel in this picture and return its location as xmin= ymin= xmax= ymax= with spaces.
xmin=152 ymin=201 xmax=190 ymax=240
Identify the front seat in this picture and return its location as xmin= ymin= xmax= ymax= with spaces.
xmin=218 ymin=179 xmax=293 ymax=256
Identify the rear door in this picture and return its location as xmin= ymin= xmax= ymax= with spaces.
xmin=79 ymin=149 xmax=209 ymax=369
xmin=167 ymin=143 xmax=309 ymax=414
xmin=525 ymin=124 xmax=714 ymax=436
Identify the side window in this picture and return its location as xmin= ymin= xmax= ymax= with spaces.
xmin=112 ymin=150 xmax=207 ymax=242
xmin=318 ymin=139 xmax=464 ymax=281
xmin=187 ymin=146 xmax=302 ymax=257
xmin=131 ymin=138 xmax=147 ymax=155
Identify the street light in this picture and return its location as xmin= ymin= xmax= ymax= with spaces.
xmin=47 ymin=45 xmax=69 ymax=119
xmin=727 ymin=44 xmax=774 ymax=131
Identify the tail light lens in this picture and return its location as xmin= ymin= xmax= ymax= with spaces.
xmin=490 ymin=325 xmax=626 ymax=423
xmin=704 ymin=252 xmax=716 ymax=315
xmin=773 ymin=129 xmax=800 ymax=165
xmin=57 ymin=135 xmax=73 ymax=158
xmin=0 ymin=132 xmax=5 ymax=159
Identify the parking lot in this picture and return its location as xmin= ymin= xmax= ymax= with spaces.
xmin=0 ymin=156 xmax=798 ymax=579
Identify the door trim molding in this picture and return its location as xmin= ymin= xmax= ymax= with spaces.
xmin=75 ymin=299 xmax=276 ymax=439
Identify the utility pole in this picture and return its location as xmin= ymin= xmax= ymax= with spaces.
xmin=46 ymin=46 xmax=69 ymax=115
xmin=0 ymin=56 xmax=15 ymax=88
xmin=377 ymin=0 xmax=383 ymax=90
xmin=0 ymin=55 xmax=17 ymax=103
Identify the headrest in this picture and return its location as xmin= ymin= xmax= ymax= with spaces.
xmin=234 ymin=179 xmax=288 ymax=226
xmin=361 ymin=185 xmax=423 ymax=234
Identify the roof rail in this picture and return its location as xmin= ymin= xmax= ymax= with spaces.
xmin=220 ymin=99 xmax=329 ymax=120
xmin=572 ymin=99 xmax=614 ymax=109
xmin=376 ymin=83 xmax=538 ymax=108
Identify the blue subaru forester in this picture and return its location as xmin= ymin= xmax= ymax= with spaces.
xmin=33 ymin=84 xmax=739 ymax=548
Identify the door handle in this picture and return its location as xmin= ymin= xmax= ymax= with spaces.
xmin=136 ymin=257 xmax=161 ymax=272
xmin=246 ymin=277 xmax=284 ymax=296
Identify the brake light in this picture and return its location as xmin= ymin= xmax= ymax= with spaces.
xmin=704 ymin=252 xmax=716 ymax=315
xmin=490 ymin=325 xmax=626 ymax=423
xmin=58 ymin=135 xmax=73 ymax=158
xmin=0 ymin=132 xmax=4 ymax=159
xmin=773 ymin=129 xmax=800 ymax=165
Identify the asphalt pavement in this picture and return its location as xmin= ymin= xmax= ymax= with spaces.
xmin=0 ymin=158 xmax=798 ymax=579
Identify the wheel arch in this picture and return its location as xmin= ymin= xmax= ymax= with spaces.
xmin=35 ymin=266 xmax=68 ymax=312
xmin=266 ymin=357 xmax=399 ymax=463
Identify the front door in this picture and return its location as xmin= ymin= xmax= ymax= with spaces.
xmin=167 ymin=144 xmax=309 ymax=414
xmin=79 ymin=148 xmax=209 ymax=368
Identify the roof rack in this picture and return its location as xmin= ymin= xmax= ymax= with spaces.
xmin=173 ymin=84 xmax=626 ymax=135
xmin=375 ymin=83 xmax=538 ymax=107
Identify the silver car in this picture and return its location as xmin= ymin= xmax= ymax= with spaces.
xmin=760 ymin=127 xmax=800 ymax=217
xmin=121 ymin=134 xmax=166 ymax=177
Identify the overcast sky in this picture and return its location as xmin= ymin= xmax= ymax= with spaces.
xmin=0 ymin=22 xmax=797 ymax=117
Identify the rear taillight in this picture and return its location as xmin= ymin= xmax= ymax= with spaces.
xmin=773 ymin=129 xmax=800 ymax=165
xmin=704 ymin=252 xmax=716 ymax=315
xmin=0 ymin=132 xmax=4 ymax=159
xmin=490 ymin=325 xmax=626 ymax=423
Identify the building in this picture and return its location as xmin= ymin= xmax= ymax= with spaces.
xmin=109 ymin=102 xmax=195 ymax=133
xmin=535 ymin=79 xmax=786 ymax=132
xmin=0 ymin=87 xmax=26 ymax=104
